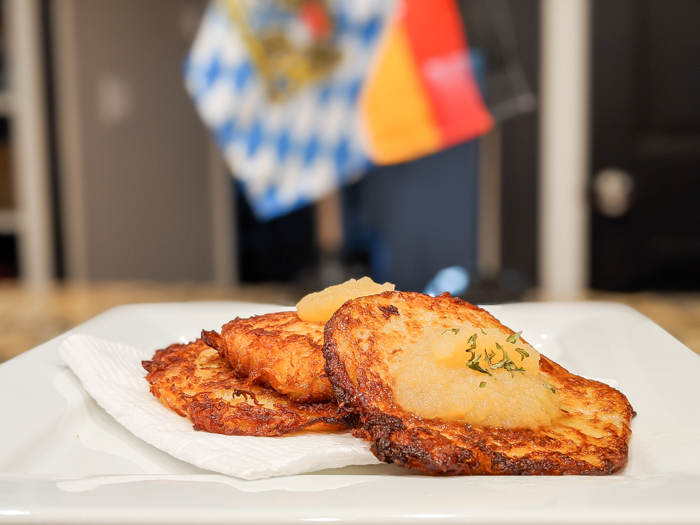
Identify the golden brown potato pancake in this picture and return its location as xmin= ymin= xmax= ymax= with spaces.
xmin=202 ymin=311 xmax=333 ymax=403
xmin=142 ymin=339 xmax=356 ymax=436
xmin=323 ymin=291 xmax=636 ymax=475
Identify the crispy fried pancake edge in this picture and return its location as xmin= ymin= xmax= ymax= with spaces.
xmin=143 ymin=339 xmax=356 ymax=436
xmin=323 ymin=291 xmax=636 ymax=475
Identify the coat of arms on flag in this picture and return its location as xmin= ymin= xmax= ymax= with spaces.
xmin=224 ymin=0 xmax=342 ymax=102
xmin=185 ymin=0 xmax=492 ymax=221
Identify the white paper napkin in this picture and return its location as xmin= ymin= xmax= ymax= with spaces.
xmin=58 ymin=334 xmax=380 ymax=480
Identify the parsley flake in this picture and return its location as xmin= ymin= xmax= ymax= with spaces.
xmin=485 ymin=349 xmax=496 ymax=366
xmin=506 ymin=331 xmax=522 ymax=344
xmin=466 ymin=350 xmax=492 ymax=376
xmin=515 ymin=348 xmax=530 ymax=361
xmin=489 ymin=346 xmax=526 ymax=377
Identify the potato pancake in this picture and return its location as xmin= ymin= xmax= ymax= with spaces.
xmin=143 ymin=339 xmax=356 ymax=436
xmin=323 ymin=291 xmax=635 ymax=475
xmin=202 ymin=311 xmax=333 ymax=403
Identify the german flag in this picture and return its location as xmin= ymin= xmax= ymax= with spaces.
xmin=361 ymin=0 xmax=493 ymax=165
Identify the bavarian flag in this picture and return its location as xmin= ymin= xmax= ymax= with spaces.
xmin=185 ymin=0 xmax=492 ymax=220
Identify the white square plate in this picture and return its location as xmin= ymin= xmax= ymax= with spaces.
xmin=1 ymin=301 xmax=700 ymax=524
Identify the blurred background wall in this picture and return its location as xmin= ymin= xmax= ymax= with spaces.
xmin=2 ymin=0 xmax=233 ymax=287
xmin=1 ymin=0 xmax=699 ymax=302
xmin=52 ymin=0 xmax=219 ymax=283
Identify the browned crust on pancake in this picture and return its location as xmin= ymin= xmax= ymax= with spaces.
xmin=202 ymin=311 xmax=333 ymax=403
xmin=323 ymin=291 xmax=636 ymax=475
xmin=143 ymin=339 xmax=356 ymax=436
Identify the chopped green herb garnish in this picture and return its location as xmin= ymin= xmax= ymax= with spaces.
xmin=505 ymin=362 xmax=526 ymax=377
xmin=506 ymin=331 xmax=522 ymax=344
xmin=515 ymin=347 xmax=530 ymax=361
xmin=480 ymin=328 xmax=487 ymax=335
xmin=544 ymin=383 xmax=557 ymax=394
xmin=489 ymin=359 xmax=506 ymax=370
xmin=466 ymin=350 xmax=492 ymax=376
xmin=442 ymin=328 xmax=460 ymax=335
xmin=467 ymin=333 xmax=478 ymax=350
xmin=485 ymin=349 xmax=496 ymax=366
xmin=489 ymin=347 xmax=526 ymax=377
xmin=479 ymin=382 xmax=487 ymax=388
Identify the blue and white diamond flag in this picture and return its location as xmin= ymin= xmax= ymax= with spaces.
xmin=185 ymin=0 xmax=395 ymax=220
